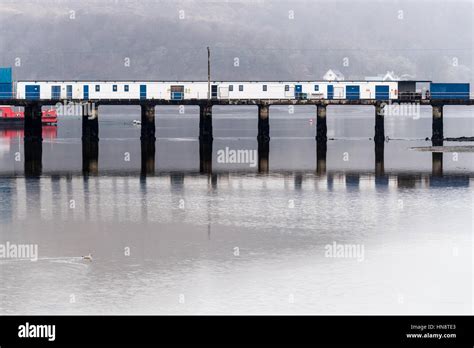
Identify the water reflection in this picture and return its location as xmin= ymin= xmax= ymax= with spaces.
xmin=16 ymin=136 xmax=453 ymax=178
xmin=0 ymin=126 xmax=56 ymax=177
xmin=0 ymin=171 xmax=471 ymax=224
xmin=1 ymin=112 xmax=473 ymax=315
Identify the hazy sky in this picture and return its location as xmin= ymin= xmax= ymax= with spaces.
xmin=0 ymin=0 xmax=472 ymax=82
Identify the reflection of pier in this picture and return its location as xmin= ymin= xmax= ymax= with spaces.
xmin=0 ymin=126 xmax=57 ymax=177
xmin=20 ymin=134 xmax=451 ymax=178
xmin=1 ymin=171 xmax=472 ymax=224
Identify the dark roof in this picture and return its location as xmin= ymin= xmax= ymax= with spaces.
xmin=15 ymin=80 xmax=433 ymax=83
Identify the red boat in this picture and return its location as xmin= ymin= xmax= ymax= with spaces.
xmin=0 ymin=126 xmax=57 ymax=140
xmin=0 ymin=106 xmax=57 ymax=125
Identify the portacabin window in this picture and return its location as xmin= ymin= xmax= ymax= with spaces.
xmin=113 ymin=85 xmax=118 ymax=92
xmin=263 ymin=85 xmax=267 ymax=92
xmin=229 ymin=85 xmax=233 ymax=92
xmin=124 ymin=85 xmax=129 ymax=92
xmin=95 ymin=85 xmax=100 ymax=92
xmin=314 ymin=85 xmax=319 ymax=91
xmin=285 ymin=85 xmax=289 ymax=92
xmin=239 ymin=85 xmax=244 ymax=92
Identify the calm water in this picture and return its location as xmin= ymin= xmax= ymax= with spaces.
xmin=0 ymin=105 xmax=473 ymax=314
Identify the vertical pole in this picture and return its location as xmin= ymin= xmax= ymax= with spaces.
xmin=374 ymin=103 xmax=385 ymax=143
xmin=432 ymin=104 xmax=443 ymax=145
xmin=316 ymin=105 xmax=327 ymax=142
xmin=207 ymin=46 xmax=211 ymax=100
xmin=257 ymin=104 xmax=270 ymax=142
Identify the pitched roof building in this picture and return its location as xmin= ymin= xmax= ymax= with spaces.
xmin=323 ymin=69 xmax=345 ymax=81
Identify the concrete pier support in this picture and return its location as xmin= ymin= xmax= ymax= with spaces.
xmin=374 ymin=103 xmax=385 ymax=143
xmin=316 ymin=141 xmax=327 ymax=175
xmin=257 ymin=104 xmax=270 ymax=142
xmin=199 ymin=139 xmax=213 ymax=174
xmin=82 ymin=104 xmax=99 ymax=142
xmin=258 ymin=139 xmax=270 ymax=173
xmin=432 ymin=152 xmax=443 ymax=176
xmin=24 ymin=104 xmax=43 ymax=141
xmin=432 ymin=105 xmax=443 ymax=145
xmin=375 ymin=142 xmax=384 ymax=176
xmin=140 ymin=105 xmax=156 ymax=141
xmin=24 ymin=138 xmax=42 ymax=177
xmin=141 ymin=139 xmax=155 ymax=176
xmin=316 ymin=105 xmax=327 ymax=142
xmin=199 ymin=104 xmax=213 ymax=141
xmin=82 ymin=104 xmax=99 ymax=175
xmin=24 ymin=104 xmax=43 ymax=176
xmin=82 ymin=137 xmax=99 ymax=175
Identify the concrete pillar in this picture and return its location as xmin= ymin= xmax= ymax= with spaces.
xmin=316 ymin=141 xmax=326 ymax=175
xmin=199 ymin=138 xmax=213 ymax=174
xmin=258 ymin=139 xmax=269 ymax=173
xmin=257 ymin=104 xmax=270 ymax=142
xmin=24 ymin=104 xmax=43 ymax=176
xmin=24 ymin=104 xmax=43 ymax=141
xmin=82 ymin=137 xmax=99 ymax=175
xmin=432 ymin=152 xmax=443 ymax=177
xmin=375 ymin=142 xmax=384 ymax=176
xmin=374 ymin=103 xmax=385 ymax=143
xmin=140 ymin=105 xmax=156 ymax=141
xmin=432 ymin=105 xmax=443 ymax=145
xmin=24 ymin=138 xmax=42 ymax=177
xmin=141 ymin=139 xmax=155 ymax=176
xmin=316 ymin=105 xmax=327 ymax=142
xmin=82 ymin=104 xmax=99 ymax=142
xmin=199 ymin=104 xmax=213 ymax=141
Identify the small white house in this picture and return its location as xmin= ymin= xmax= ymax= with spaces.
xmin=323 ymin=69 xmax=345 ymax=81
xmin=365 ymin=71 xmax=400 ymax=81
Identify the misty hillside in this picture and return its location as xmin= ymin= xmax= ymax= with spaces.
xmin=0 ymin=0 xmax=472 ymax=82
